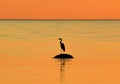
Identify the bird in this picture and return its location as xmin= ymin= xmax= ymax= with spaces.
xmin=58 ymin=38 xmax=65 ymax=53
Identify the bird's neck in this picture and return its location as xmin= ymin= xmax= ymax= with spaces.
xmin=60 ymin=40 xmax=62 ymax=43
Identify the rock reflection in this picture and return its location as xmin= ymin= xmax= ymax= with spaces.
xmin=54 ymin=57 xmax=73 ymax=84
xmin=60 ymin=59 xmax=65 ymax=84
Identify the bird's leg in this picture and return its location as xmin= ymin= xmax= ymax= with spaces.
xmin=61 ymin=50 xmax=65 ymax=54
xmin=61 ymin=49 xmax=63 ymax=54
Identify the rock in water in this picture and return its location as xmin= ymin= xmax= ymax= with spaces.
xmin=53 ymin=54 xmax=73 ymax=59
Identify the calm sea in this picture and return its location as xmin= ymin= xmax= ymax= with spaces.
xmin=0 ymin=20 xmax=120 ymax=84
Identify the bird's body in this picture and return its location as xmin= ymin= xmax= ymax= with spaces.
xmin=58 ymin=38 xmax=65 ymax=53
xmin=60 ymin=41 xmax=65 ymax=52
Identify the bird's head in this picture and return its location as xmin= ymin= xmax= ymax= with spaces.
xmin=58 ymin=38 xmax=62 ymax=41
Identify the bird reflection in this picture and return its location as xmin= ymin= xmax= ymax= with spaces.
xmin=55 ymin=58 xmax=73 ymax=84
xmin=60 ymin=59 xmax=65 ymax=84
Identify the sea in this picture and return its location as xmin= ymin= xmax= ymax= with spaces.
xmin=0 ymin=20 xmax=120 ymax=84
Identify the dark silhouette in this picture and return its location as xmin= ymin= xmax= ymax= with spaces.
xmin=54 ymin=54 xmax=73 ymax=58
xmin=58 ymin=38 xmax=65 ymax=53
xmin=54 ymin=38 xmax=74 ymax=58
xmin=53 ymin=38 xmax=74 ymax=83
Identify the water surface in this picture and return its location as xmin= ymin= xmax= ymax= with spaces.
xmin=0 ymin=20 xmax=120 ymax=84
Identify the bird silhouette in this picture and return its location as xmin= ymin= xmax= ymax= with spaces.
xmin=58 ymin=38 xmax=65 ymax=54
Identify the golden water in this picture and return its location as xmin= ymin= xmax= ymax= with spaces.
xmin=0 ymin=20 xmax=120 ymax=84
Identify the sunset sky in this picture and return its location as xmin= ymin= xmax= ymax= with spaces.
xmin=0 ymin=0 xmax=120 ymax=19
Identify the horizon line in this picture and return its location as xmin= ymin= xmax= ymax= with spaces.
xmin=0 ymin=19 xmax=120 ymax=21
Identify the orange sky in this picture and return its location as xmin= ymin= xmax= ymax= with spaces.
xmin=0 ymin=0 xmax=120 ymax=19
